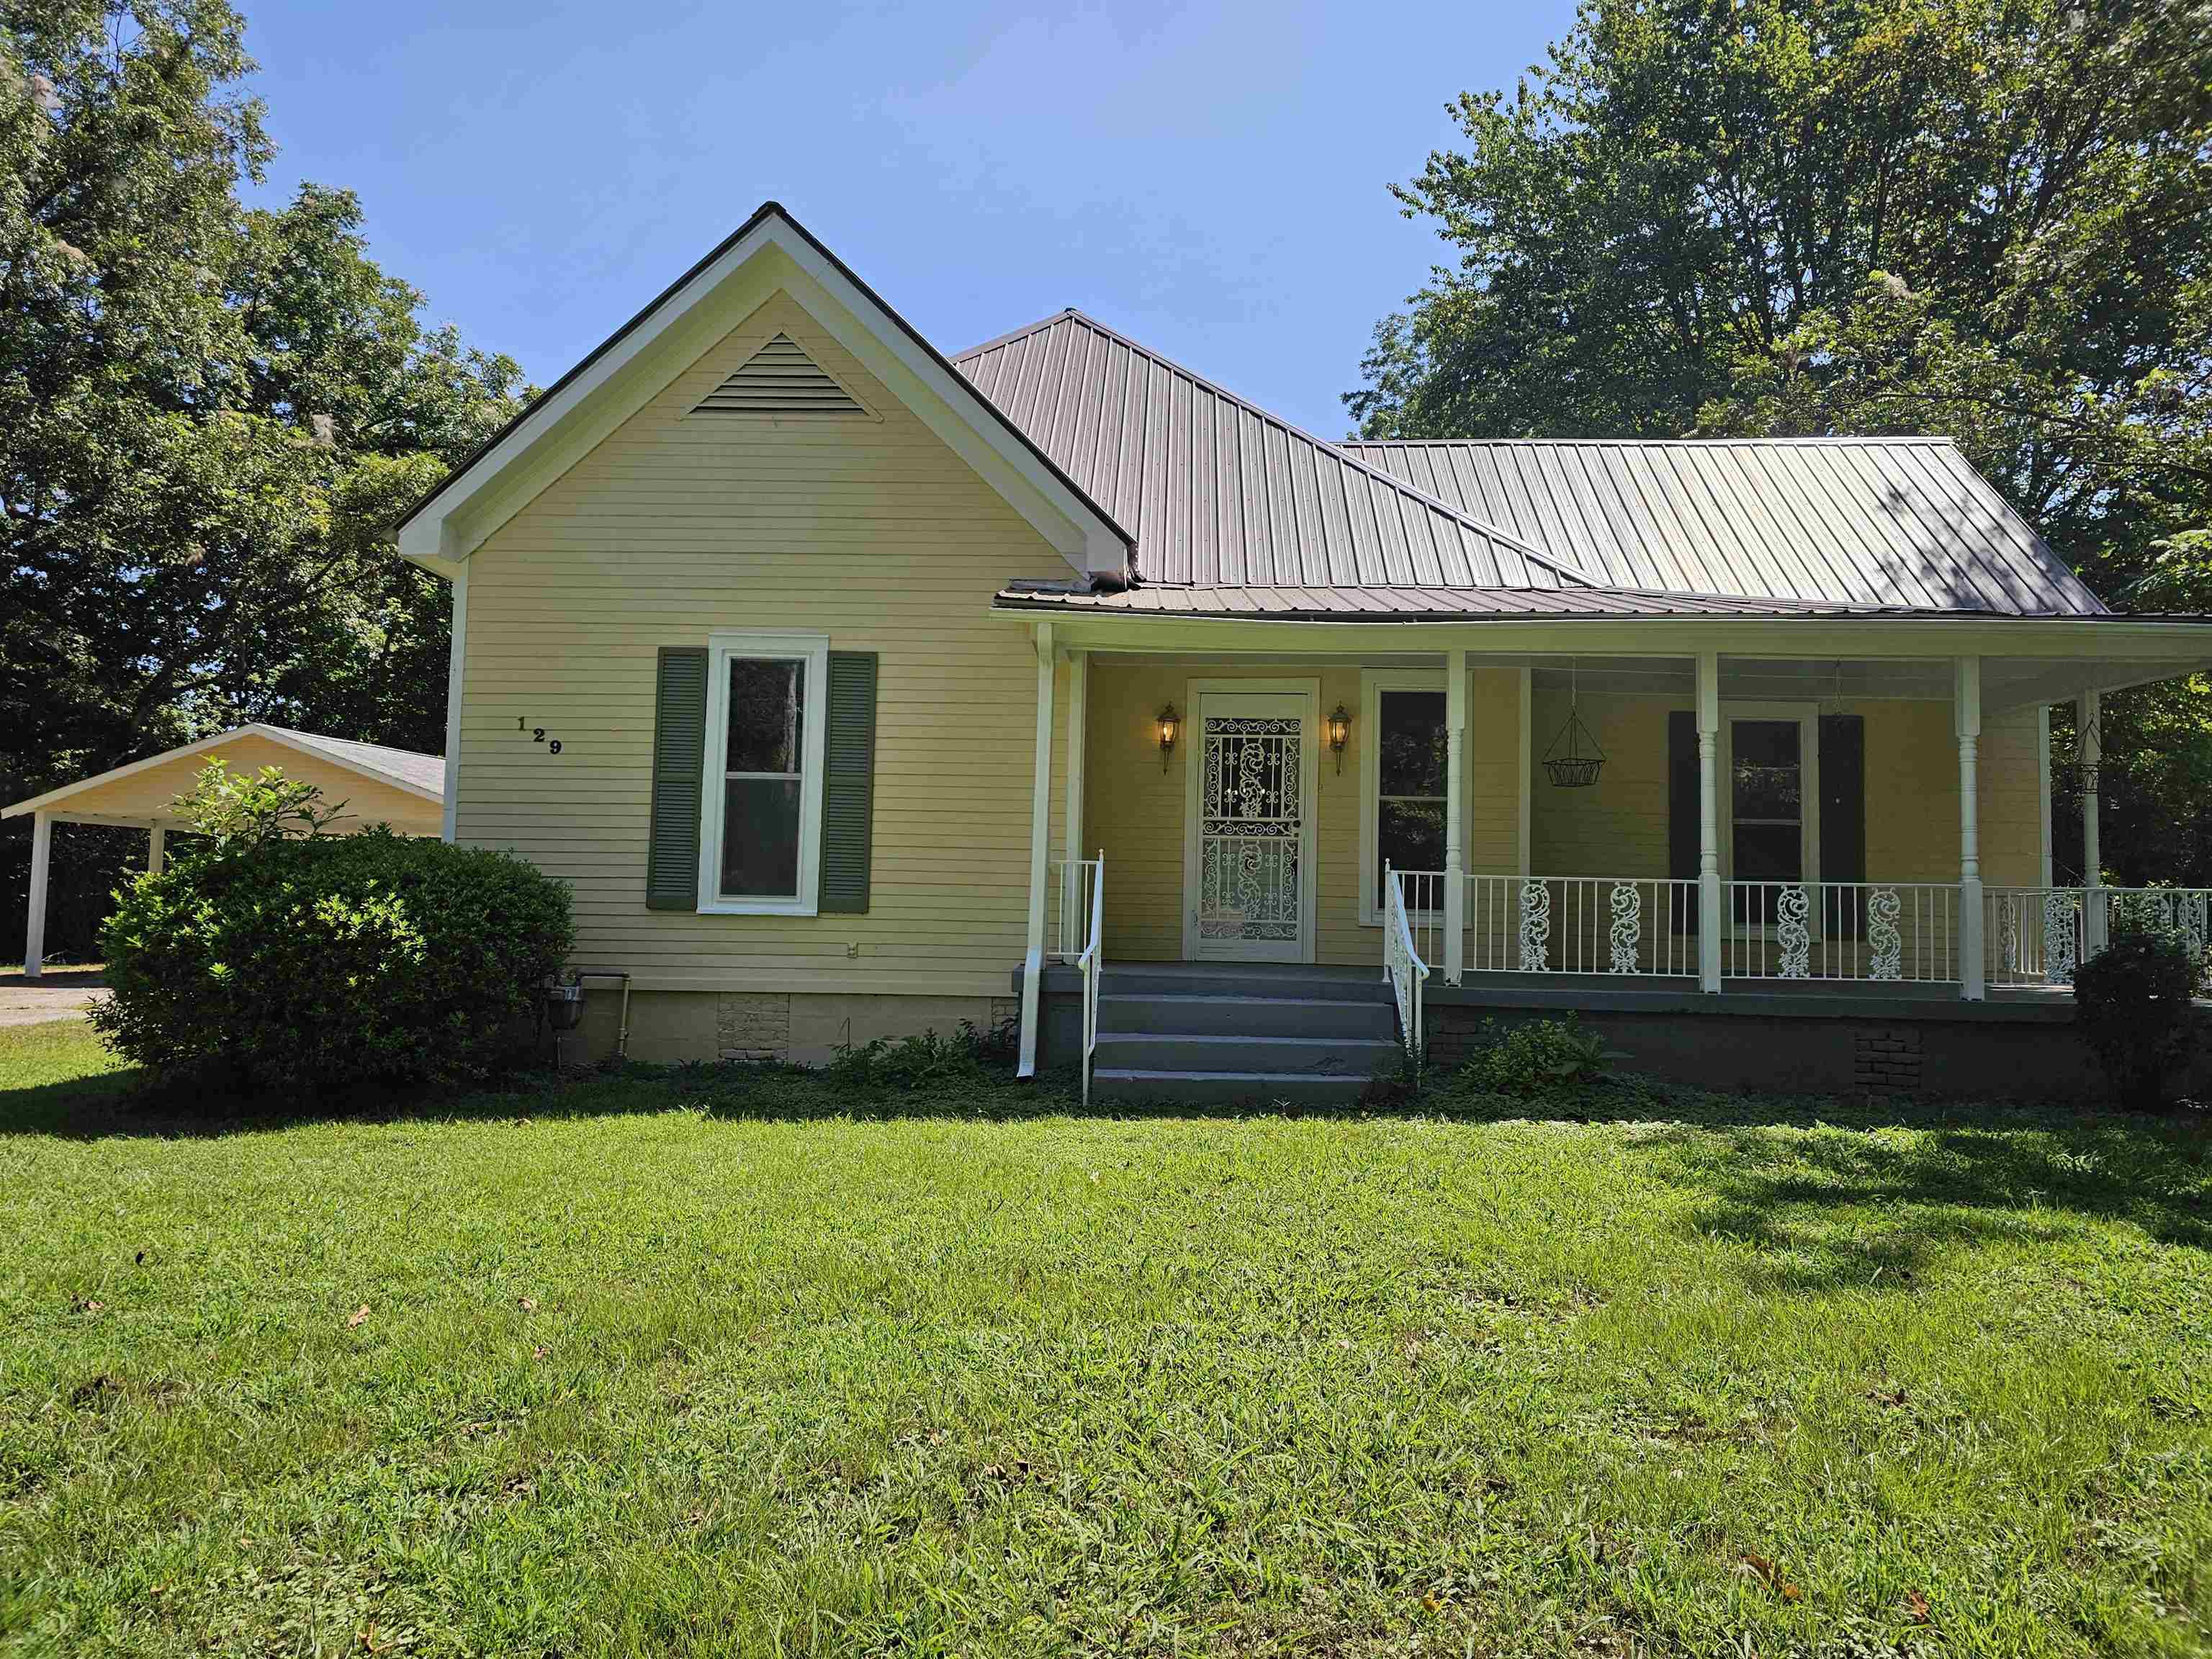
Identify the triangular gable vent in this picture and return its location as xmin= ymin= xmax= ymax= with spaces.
xmin=691 ymin=333 xmax=866 ymax=416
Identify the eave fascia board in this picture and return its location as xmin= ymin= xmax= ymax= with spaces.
xmin=986 ymin=606 xmax=2212 ymax=664
xmin=396 ymin=206 xmax=1130 ymax=581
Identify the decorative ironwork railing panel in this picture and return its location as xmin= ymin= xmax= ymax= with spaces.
xmin=1724 ymin=882 xmax=1958 ymax=982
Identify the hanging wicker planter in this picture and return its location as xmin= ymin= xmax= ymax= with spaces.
xmin=1543 ymin=662 xmax=1606 ymax=788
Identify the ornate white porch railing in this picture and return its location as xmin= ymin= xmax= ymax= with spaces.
xmin=1987 ymin=886 xmax=2212 ymax=989
xmin=1725 ymin=881 xmax=1959 ymax=982
xmin=1458 ymin=875 xmax=1698 ymax=976
xmin=1390 ymin=868 xmax=1444 ymax=971
xmin=1383 ymin=863 xmax=1430 ymax=1062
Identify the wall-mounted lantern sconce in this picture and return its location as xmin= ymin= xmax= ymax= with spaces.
xmin=1326 ymin=704 xmax=1351 ymax=773
xmin=1156 ymin=704 xmax=1180 ymax=771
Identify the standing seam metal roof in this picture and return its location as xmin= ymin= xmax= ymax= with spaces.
xmin=953 ymin=311 xmax=1590 ymax=592
xmin=1339 ymin=439 xmax=2108 ymax=616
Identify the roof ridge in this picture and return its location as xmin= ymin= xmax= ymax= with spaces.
xmin=955 ymin=309 xmax=1601 ymax=589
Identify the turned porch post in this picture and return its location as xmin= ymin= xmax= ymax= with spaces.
xmin=1696 ymin=652 xmax=1722 ymax=992
xmin=1444 ymin=648 xmax=1466 ymax=984
xmin=1957 ymin=656 xmax=1986 ymax=1000
xmin=1018 ymin=621 xmax=1056 ymax=1077
xmin=2080 ymin=689 xmax=2105 ymax=953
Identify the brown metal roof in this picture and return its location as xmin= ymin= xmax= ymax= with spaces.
xmin=1339 ymin=439 xmax=2108 ymax=616
xmin=953 ymin=311 xmax=1587 ymax=590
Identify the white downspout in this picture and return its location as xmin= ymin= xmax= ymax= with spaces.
xmin=441 ymin=565 xmax=468 ymax=844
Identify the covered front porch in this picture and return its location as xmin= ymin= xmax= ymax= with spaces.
xmin=1012 ymin=613 xmax=2212 ymax=1074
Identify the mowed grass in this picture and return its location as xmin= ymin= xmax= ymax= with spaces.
xmin=1 ymin=1022 xmax=2208 ymax=1657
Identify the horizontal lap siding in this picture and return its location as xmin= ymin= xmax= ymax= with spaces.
xmin=1082 ymin=660 xmax=1522 ymax=968
xmin=458 ymin=289 xmax=1071 ymax=994
xmin=1525 ymin=693 xmax=2040 ymax=888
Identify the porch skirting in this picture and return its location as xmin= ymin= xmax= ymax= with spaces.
xmin=1420 ymin=983 xmax=2212 ymax=1104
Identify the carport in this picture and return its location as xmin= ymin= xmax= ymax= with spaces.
xmin=4 ymin=725 xmax=445 ymax=977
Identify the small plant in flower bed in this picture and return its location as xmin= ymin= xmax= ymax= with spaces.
xmin=1459 ymin=1015 xmax=1611 ymax=1098
xmin=824 ymin=1016 xmax=1021 ymax=1091
xmin=92 ymin=761 xmax=572 ymax=1097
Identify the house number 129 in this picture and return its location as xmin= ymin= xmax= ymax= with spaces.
xmin=517 ymin=717 xmax=562 ymax=755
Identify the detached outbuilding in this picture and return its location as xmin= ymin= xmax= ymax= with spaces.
xmin=5 ymin=724 xmax=445 ymax=976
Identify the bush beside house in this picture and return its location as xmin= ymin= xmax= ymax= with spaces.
xmin=93 ymin=768 xmax=572 ymax=1095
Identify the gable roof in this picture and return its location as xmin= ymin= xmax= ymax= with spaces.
xmin=953 ymin=310 xmax=1589 ymax=591
xmin=2 ymin=725 xmax=445 ymax=819
xmin=1341 ymin=438 xmax=2108 ymax=616
xmin=395 ymin=203 xmax=1133 ymax=582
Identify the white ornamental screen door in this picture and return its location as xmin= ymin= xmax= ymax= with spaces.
xmin=1183 ymin=684 xmax=1318 ymax=963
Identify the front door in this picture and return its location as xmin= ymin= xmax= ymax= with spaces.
xmin=1185 ymin=684 xmax=1317 ymax=963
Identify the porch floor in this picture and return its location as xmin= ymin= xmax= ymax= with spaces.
xmin=1040 ymin=960 xmax=2082 ymax=1022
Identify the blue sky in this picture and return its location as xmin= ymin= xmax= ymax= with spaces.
xmin=239 ymin=0 xmax=1575 ymax=438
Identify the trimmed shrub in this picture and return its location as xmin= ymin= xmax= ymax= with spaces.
xmin=1460 ymin=1015 xmax=1609 ymax=1097
xmin=93 ymin=828 xmax=574 ymax=1095
xmin=2072 ymin=927 xmax=2202 ymax=1112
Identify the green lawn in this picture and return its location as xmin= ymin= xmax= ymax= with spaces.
xmin=1 ymin=1021 xmax=2207 ymax=1657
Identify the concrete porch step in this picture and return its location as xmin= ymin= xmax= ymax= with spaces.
xmin=1096 ymin=992 xmax=1396 ymax=1039
xmin=1092 ymin=1031 xmax=1402 ymax=1076
xmin=1096 ymin=965 xmax=1393 ymax=1001
xmin=1090 ymin=1068 xmax=1388 ymax=1105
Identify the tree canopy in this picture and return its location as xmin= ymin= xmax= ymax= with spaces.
xmin=2 ymin=0 xmax=526 ymax=954
xmin=1351 ymin=0 xmax=2212 ymax=881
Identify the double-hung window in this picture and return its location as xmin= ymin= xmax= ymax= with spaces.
xmin=700 ymin=631 xmax=828 ymax=914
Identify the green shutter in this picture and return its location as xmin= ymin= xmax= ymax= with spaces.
xmin=820 ymin=651 xmax=878 ymax=913
xmin=646 ymin=647 xmax=708 ymax=910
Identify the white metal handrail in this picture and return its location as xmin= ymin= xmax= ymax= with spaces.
xmin=1987 ymin=885 xmax=2212 ymax=989
xmin=1078 ymin=853 xmax=1105 ymax=1107
xmin=1725 ymin=881 xmax=1959 ymax=983
xmin=1383 ymin=862 xmax=1430 ymax=1063
xmin=1048 ymin=857 xmax=1102 ymax=963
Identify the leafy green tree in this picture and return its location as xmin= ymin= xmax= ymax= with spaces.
xmin=1 ymin=2 xmax=526 ymax=959
xmin=1352 ymin=0 xmax=2212 ymax=881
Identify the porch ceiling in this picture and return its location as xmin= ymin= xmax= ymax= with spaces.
xmin=1061 ymin=647 xmax=2207 ymax=708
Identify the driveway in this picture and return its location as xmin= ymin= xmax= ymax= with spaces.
xmin=0 ymin=973 xmax=110 ymax=1028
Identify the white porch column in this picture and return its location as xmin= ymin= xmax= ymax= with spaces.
xmin=1696 ymin=651 xmax=1722 ymax=993
xmin=24 ymin=810 xmax=53 ymax=979
xmin=2036 ymin=706 xmax=2053 ymax=889
xmin=2080 ymin=689 xmax=2104 ymax=953
xmin=1514 ymin=667 xmax=1533 ymax=880
xmin=148 ymin=825 xmax=166 ymax=877
xmin=1061 ymin=646 xmax=1088 ymax=951
xmin=1017 ymin=621 xmax=1056 ymax=1078
xmin=1443 ymin=648 xmax=1467 ymax=984
xmin=1957 ymin=656 xmax=1986 ymax=1000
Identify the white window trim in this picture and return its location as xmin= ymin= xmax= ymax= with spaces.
xmin=698 ymin=631 xmax=830 ymax=915
xmin=1719 ymin=699 xmax=1821 ymax=932
xmin=1357 ymin=667 xmax=1462 ymax=927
